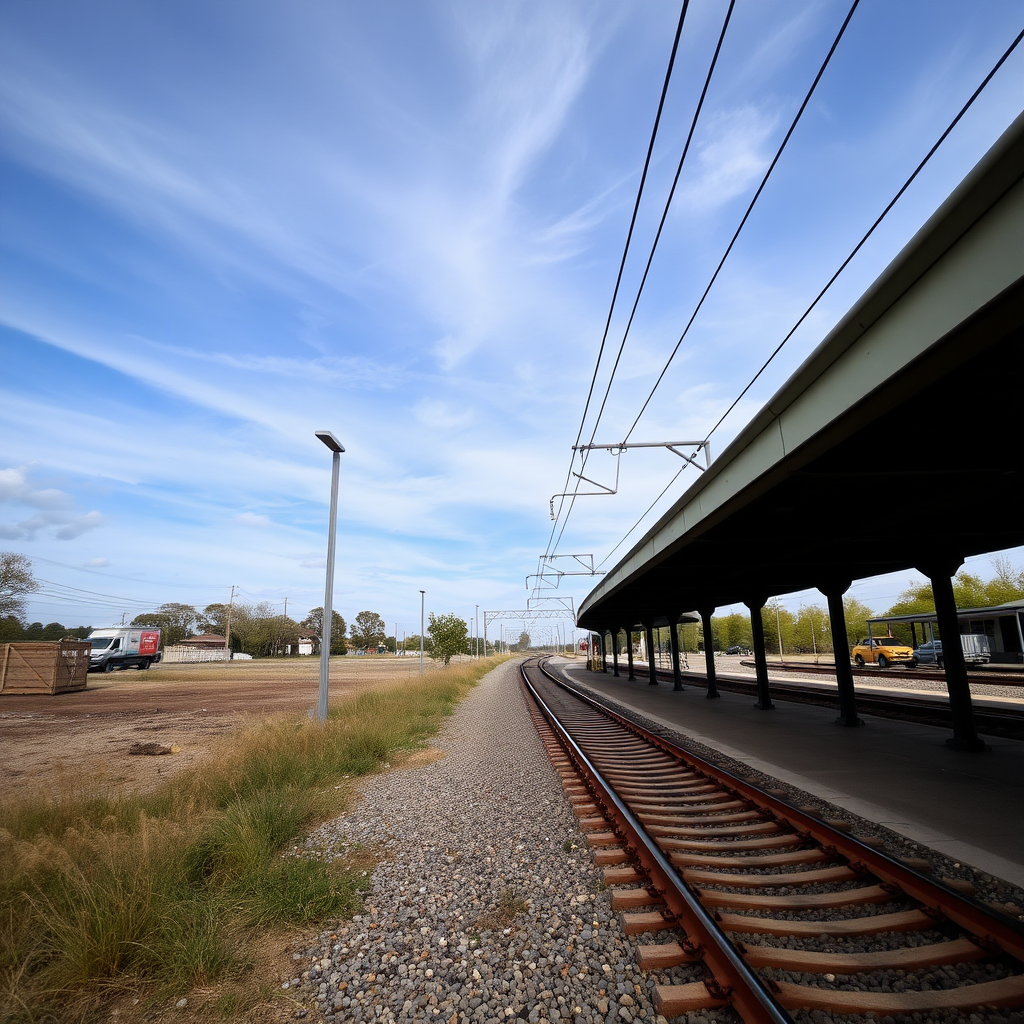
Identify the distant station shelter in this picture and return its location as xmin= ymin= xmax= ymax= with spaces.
xmin=867 ymin=600 xmax=1024 ymax=665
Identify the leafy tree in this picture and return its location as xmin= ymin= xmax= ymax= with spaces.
xmin=198 ymin=603 xmax=229 ymax=634
xmin=229 ymin=602 xmax=301 ymax=657
xmin=402 ymin=634 xmax=431 ymax=653
xmin=131 ymin=602 xmax=199 ymax=647
xmin=985 ymin=556 xmax=1024 ymax=606
xmin=711 ymin=613 xmax=753 ymax=651
xmin=427 ymin=612 xmax=468 ymax=665
xmin=300 ymin=607 xmax=347 ymax=655
xmin=0 ymin=552 xmax=38 ymax=621
xmin=760 ymin=601 xmax=796 ymax=656
xmin=0 ymin=615 xmax=25 ymax=642
xmin=791 ymin=604 xmax=831 ymax=654
xmin=349 ymin=610 xmax=386 ymax=650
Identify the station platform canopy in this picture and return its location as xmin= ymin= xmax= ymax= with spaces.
xmin=578 ymin=112 xmax=1024 ymax=633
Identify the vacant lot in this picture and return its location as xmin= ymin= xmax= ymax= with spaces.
xmin=0 ymin=655 xmax=440 ymax=795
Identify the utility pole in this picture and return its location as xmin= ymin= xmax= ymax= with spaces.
xmin=475 ymin=604 xmax=479 ymax=658
xmin=283 ymin=597 xmax=288 ymax=619
xmin=224 ymin=585 xmax=236 ymax=656
xmin=419 ymin=590 xmax=425 ymax=676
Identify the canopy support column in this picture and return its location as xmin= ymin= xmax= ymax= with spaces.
xmin=746 ymin=598 xmax=774 ymax=710
xmin=699 ymin=608 xmax=720 ymax=699
xmin=645 ymin=624 xmax=658 ymax=685
xmin=919 ymin=559 xmax=987 ymax=751
xmin=668 ymin=616 xmax=684 ymax=691
xmin=822 ymin=582 xmax=863 ymax=727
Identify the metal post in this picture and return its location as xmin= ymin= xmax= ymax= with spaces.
xmin=823 ymin=584 xmax=862 ymax=727
xmin=317 ymin=445 xmax=342 ymax=722
xmin=611 ymin=629 xmax=620 ymax=677
xmin=645 ymin=623 xmax=658 ymax=685
xmin=599 ymin=632 xmax=607 ymax=672
xmin=419 ymin=590 xmax=425 ymax=676
xmin=626 ymin=629 xmax=635 ymax=680
xmin=699 ymin=608 xmax=720 ymax=699
xmin=475 ymin=604 xmax=479 ymax=658
xmin=921 ymin=562 xmax=986 ymax=751
xmin=668 ymin=615 xmax=684 ymax=691
xmin=746 ymin=599 xmax=774 ymax=709
xmin=774 ymin=602 xmax=784 ymax=663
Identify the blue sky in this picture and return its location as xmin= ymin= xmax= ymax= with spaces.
xmin=2 ymin=1 xmax=1022 ymax=637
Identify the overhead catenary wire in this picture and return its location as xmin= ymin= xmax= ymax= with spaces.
xmin=702 ymin=24 xmax=1024 ymax=444
xmin=590 ymin=27 xmax=1023 ymax=576
xmin=581 ymin=0 xmax=736 ymax=460
xmin=619 ymin=0 xmax=862 ymax=447
xmin=545 ymin=0 xmax=690 ymax=556
xmin=548 ymin=0 xmax=860 ymax=566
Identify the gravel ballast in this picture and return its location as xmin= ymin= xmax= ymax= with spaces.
xmin=291 ymin=659 xmax=710 ymax=1024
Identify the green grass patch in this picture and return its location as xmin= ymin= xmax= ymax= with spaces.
xmin=0 ymin=656 xmax=504 ymax=1022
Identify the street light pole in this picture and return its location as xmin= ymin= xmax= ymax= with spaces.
xmin=315 ymin=430 xmax=345 ymax=722
xmin=475 ymin=604 xmax=479 ymax=658
xmin=419 ymin=590 xmax=425 ymax=676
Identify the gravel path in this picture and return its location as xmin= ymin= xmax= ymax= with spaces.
xmin=290 ymin=659 xmax=700 ymax=1024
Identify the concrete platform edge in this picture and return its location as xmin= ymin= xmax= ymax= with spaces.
xmin=567 ymin=674 xmax=1024 ymax=889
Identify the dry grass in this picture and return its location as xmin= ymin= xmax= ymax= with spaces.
xmin=0 ymin=655 xmax=508 ymax=1024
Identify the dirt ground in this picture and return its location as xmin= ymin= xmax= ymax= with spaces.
xmin=0 ymin=655 xmax=437 ymax=796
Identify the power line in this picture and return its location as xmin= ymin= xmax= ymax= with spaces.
xmin=582 ymin=0 xmax=736 ymax=458
xmin=620 ymin=0 xmax=861 ymax=445
xmin=27 ymin=555 xmax=226 ymax=589
xmin=591 ymin=26 xmax=1023 ymax=578
xmin=703 ymin=24 xmax=1024 ymax=443
xmin=546 ymin=0 xmax=690 ymax=552
xmin=548 ymin=0 xmax=860 ymax=566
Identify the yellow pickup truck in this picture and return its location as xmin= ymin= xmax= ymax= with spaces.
xmin=851 ymin=636 xmax=917 ymax=668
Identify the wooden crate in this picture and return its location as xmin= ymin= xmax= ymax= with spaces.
xmin=0 ymin=641 xmax=91 ymax=695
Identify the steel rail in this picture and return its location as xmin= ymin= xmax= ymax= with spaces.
xmin=537 ymin=657 xmax=1024 ymax=962
xmin=519 ymin=659 xmax=794 ymax=1024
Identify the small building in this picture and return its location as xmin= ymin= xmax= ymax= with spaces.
xmin=179 ymin=633 xmax=228 ymax=649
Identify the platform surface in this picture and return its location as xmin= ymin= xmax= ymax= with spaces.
xmin=554 ymin=658 xmax=1024 ymax=888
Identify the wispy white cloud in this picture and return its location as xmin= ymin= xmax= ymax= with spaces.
xmin=0 ymin=469 xmax=107 ymax=540
xmin=676 ymin=106 xmax=779 ymax=214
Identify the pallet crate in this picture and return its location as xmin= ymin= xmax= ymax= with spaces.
xmin=0 ymin=641 xmax=91 ymax=695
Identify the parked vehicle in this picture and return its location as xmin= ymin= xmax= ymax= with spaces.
xmin=913 ymin=639 xmax=943 ymax=667
xmin=723 ymin=645 xmax=752 ymax=656
xmin=88 ymin=628 xmax=161 ymax=672
xmin=851 ymin=635 xmax=916 ymax=668
xmin=912 ymin=636 xmax=990 ymax=668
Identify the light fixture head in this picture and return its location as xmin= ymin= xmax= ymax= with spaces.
xmin=315 ymin=431 xmax=345 ymax=453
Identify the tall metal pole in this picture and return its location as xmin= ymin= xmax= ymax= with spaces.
xmin=475 ymin=604 xmax=479 ymax=658
xmin=317 ymin=445 xmax=342 ymax=722
xmin=419 ymin=590 xmax=425 ymax=676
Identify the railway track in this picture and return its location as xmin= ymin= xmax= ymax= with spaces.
xmin=521 ymin=657 xmax=1024 ymax=1022
xmin=632 ymin=663 xmax=1024 ymax=740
